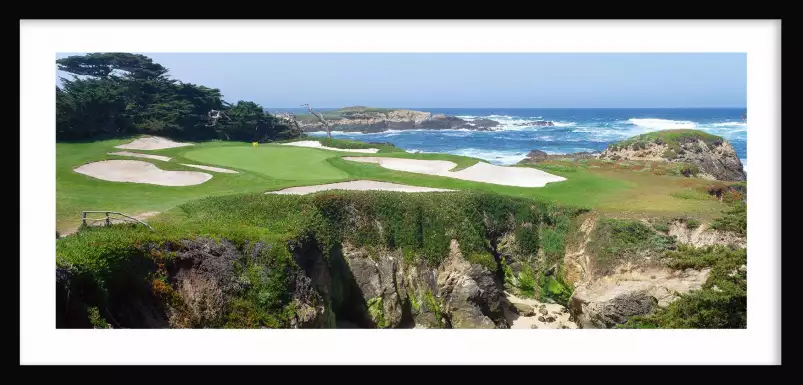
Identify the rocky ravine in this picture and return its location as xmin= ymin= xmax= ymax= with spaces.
xmin=299 ymin=108 xmax=555 ymax=133
xmin=565 ymin=216 xmax=747 ymax=329
xmin=57 ymin=235 xmax=577 ymax=329
xmin=599 ymin=136 xmax=746 ymax=181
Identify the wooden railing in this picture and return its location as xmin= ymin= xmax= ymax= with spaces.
xmin=81 ymin=211 xmax=154 ymax=231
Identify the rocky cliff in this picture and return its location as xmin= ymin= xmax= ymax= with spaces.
xmin=56 ymin=191 xmax=582 ymax=329
xmin=599 ymin=129 xmax=745 ymax=181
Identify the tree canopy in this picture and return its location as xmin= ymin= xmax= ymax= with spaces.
xmin=56 ymin=53 xmax=303 ymax=142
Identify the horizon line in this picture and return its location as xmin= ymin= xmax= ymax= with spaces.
xmin=264 ymin=106 xmax=747 ymax=109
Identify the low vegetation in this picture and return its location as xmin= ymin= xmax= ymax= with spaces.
xmin=586 ymin=219 xmax=676 ymax=275
xmin=608 ymin=129 xmax=724 ymax=153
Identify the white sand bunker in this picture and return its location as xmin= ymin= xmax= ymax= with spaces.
xmin=344 ymin=157 xmax=566 ymax=188
xmin=281 ymin=140 xmax=379 ymax=153
xmin=181 ymin=164 xmax=239 ymax=174
xmin=115 ymin=136 xmax=193 ymax=150
xmin=108 ymin=151 xmax=171 ymax=162
xmin=74 ymin=160 xmax=212 ymax=186
xmin=267 ymin=180 xmax=454 ymax=195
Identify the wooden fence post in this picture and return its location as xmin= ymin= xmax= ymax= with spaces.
xmin=82 ymin=212 xmax=86 ymax=227
xmin=105 ymin=212 xmax=111 ymax=226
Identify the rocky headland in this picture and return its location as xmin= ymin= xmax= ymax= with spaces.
xmin=297 ymin=106 xmax=554 ymax=133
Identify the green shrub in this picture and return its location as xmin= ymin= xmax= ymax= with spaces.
xmin=653 ymin=223 xmax=669 ymax=233
xmin=587 ymin=219 xmax=676 ymax=274
xmin=710 ymin=202 xmax=746 ymax=236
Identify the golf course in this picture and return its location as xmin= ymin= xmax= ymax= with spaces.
xmin=54 ymin=53 xmax=748 ymax=330
xmin=57 ymin=136 xmax=736 ymax=234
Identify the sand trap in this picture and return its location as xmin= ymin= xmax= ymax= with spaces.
xmin=115 ymin=136 xmax=193 ymax=150
xmin=74 ymin=160 xmax=212 ymax=186
xmin=282 ymin=140 xmax=379 ymax=153
xmin=267 ymin=180 xmax=454 ymax=195
xmin=108 ymin=151 xmax=171 ymax=162
xmin=181 ymin=164 xmax=239 ymax=174
xmin=344 ymin=157 xmax=566 ymax=188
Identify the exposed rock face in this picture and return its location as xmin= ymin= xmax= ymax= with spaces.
xmin=437 ymin=240 xmax=506 ymax=328
xmin=569 ymin=263 xmax=711 ymax=328
xmin=335 ymin=239 xmax=507 ymax=329
xmin=667 ymin=221 xmax=746 ymax=249
xmin=600 ymin=136 xmax=746 ymax=181
xmin=571 ymin=290 xmax=658 ymax=328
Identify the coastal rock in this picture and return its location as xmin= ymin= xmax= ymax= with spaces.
xmin=510 ymin=302 xmax=536 ymax=316
xmin=571 ymin=290 xmax=657 ymax=328
xmin=523 ymin=149 xmax=549 ymax=163
xmin=298 ymin=107 xmax=504 ymax=133
xmin=600 ymin=131 xmax=746 ymax=181
xmin=437 ymin=240 xmax=507 ymax=328
xmin=470 ymin=118 xmax=501 ymax=130
xmin=513 ymin=121 xmax=555 ymax=127
xmin=569 ymin=266 xmax=710 ymax=328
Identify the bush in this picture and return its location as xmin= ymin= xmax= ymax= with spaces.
xmin=710 ymin=202 xmax=746 ymax=236
xmin=587 ymin=219 xmax=676 ymax=274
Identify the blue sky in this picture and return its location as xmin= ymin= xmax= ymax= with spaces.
xmin=56 ymin=53 xmax=746 ymax=108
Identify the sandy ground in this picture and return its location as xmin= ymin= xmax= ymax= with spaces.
xmin=74 ymin=160 xmax=212 ymax=186
xmin=267 ymin=180 xmax=454 ymax=195
xmin=504 ymin=292 xmax=577 ymax=329
xmin=344 ymin=157 xmax=566 ymax=188
xmin=181 ymin=164 xmax=239 ymax=174
xmin=115 ymin=136 xmax=193 ymax=150
xmin=281 ymin=140 xmax=379 ymax=153
xmin=108 ymin=151 xmax=171 ymax=162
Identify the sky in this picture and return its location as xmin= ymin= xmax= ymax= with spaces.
xmin=55 ymin=53 xmax=746 ymax=108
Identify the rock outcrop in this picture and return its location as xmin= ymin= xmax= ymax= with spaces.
xmin=331 ymin=239 xmax=507 ymax=329
xmin=600 ymin=130 xmax=746 ymax=181
xmin=298 ymin=107 xmax=555 ymax=133
xmin=569 ymin=266 xmax=709 ymax=328
xmin=517 ymin=150 xmax=601 ymax=165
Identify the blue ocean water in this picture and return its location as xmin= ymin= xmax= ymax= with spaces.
xmin=291 ymin=108 xmax=747 ymax=171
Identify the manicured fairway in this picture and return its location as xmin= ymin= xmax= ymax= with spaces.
xmin=57 ymin=137 xmax=736 ymax=233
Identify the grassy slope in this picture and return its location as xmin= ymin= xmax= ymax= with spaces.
xmin=57 ymin=137 xmax=734 ymax=232
xmin=608 ymin=129 xmax=724 ymax=151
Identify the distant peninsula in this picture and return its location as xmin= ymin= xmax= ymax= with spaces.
xmin=295 ymin=106 xmax=555 ymax=133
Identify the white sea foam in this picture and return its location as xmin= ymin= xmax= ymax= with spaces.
xmin=710 ymin=121 xmax=747 ymax=128
xmin=449 ymin=148 xmax=529 ymax=165
xmin=552 ymin=121 xmax=577 ymax=127
xmin=627 ymin=118 xmax=698 ymax=130
xmin=741 ymin=159 xmax=747 ymax=173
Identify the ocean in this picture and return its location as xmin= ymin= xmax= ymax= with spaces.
xmin=281 ymin=108 xmax=748 ymax=172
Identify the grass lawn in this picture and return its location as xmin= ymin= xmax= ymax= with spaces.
xmin=57 ymin=137 xmax=735 ymax=233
